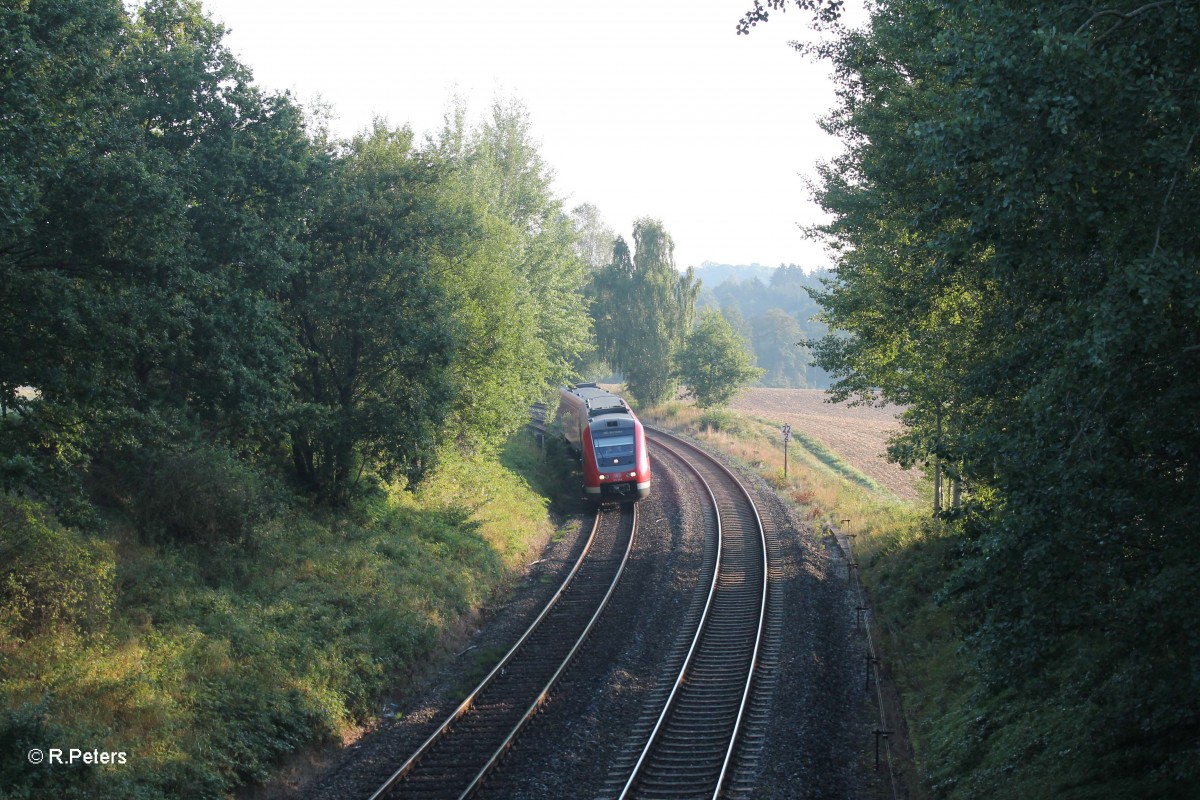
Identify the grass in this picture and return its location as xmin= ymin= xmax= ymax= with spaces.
xmin=0 ymin=432 xmax=566 ymax=799
xmin=646 ymin=401 xmax=910 ymax=531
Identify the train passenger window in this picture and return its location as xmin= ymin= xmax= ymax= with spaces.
xmin=594 ymin=435 xmax=635 ymax=467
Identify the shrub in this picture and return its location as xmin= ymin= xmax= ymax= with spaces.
xmin=697 ymin=408 xmax=742 ymax=434
xmin=0 ymin=703 xmax=84 ymax=800
xmin=0 ymin=495 xmax=114 ymax=639
xmin=132 ymin=445 xmax=281 ymax=547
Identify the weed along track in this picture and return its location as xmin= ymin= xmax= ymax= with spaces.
xmin=607 ymin=429 xmax=768 ymax=800
xmin=368 ymin=503 xmax=636 ymax=799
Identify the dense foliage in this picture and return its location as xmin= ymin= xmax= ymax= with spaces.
xmin=590 ymin=218 xmax=700 ymax=405
xmin=758 ymin=0 xmax=1200 ymax=794
xmin=1 ymin=2 xmax=593 ymax=795
xmin=2 ymin=0 xmax=310 ymax=514
xmin=0 ymin=0 xmax=589 ymax=508
xmin=674 ymin=308 xmax=763 ymax=408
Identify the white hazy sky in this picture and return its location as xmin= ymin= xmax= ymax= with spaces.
xmin=197 ymin=0 xmax=857 ymax=271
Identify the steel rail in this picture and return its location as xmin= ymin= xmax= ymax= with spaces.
xmin=618 ymin=429 xmax=768 ymax=800
xmin=459 ymin=502 xmax=637 ymax=797
xmin=617 ymin=436 xmax=722 ymax=799
xmin=368 ymin=503 xmax=636 ymax=800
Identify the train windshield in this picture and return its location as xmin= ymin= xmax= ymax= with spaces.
xmin=594 ymin=434 xmax=635 ymax=467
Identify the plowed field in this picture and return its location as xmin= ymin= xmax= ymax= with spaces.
xmin=729 ymin=388 xmax=920 ymax=501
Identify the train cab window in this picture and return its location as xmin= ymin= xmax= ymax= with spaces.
xmin=594 ymin=434 xmax=635 ymax=467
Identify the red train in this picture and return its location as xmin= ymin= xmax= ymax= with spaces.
xmin=557 ymin=384 xmax=651 ymax=502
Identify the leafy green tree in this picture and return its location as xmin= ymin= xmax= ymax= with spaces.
xmin=592 ymin=218 xmax=699 ymax=405
xmin=428 ymin=99 xmax=593 ymax=455
xmin=570 ymin=202 xmax=617 ymax=271
xmin=676 ymin=309 xmax=764 ymax=408
xmin=784 ymin=0 xmax=1200 ymax=791
xmin=1 ymin=0 xmax=310 ymax=506
xmin=286 ymin=123 xmax=459 ymax=502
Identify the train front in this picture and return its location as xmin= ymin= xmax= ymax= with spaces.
xmin=582 ymin=413 xmax=651 ymax=502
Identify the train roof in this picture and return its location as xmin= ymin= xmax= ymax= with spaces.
xmin=562 ymin=383 xmax=635 ymax=418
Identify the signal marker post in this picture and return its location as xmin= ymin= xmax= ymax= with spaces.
xmin=782 ymin=423 xmax=792 ymax=477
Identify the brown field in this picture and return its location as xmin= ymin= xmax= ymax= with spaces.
xmin=728 ymin=388 xmax=921 ymax=502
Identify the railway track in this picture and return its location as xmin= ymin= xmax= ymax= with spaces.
xmin=368 ymin=502 xmax=636 ymax=799
xmin=609 ymin=429 xmax=768 ymax=800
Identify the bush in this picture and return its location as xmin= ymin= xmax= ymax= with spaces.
xmin=0 ymin=703 xmax=85 ymax=800
xmin=0 ymin=495 xmax=114 ymax=639
xmin=697 ymin=408 xmax=745 ymax=434
xmin=132 ymin=445 xmax=282 ymax=547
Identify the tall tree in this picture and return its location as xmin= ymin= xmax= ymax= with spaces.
xmin=429 ymin=99 xmax=592 ymax=454
xmin=787 ymin=0 xmax=1200 ymax=791
xmin=1 ymin=0 xmax=310 ymax=503
xmin=592 ymin=218 xmax=699 ymax=406
xmin=570 ymin=202 xmax=617 ymax=271
xmin=286 ymin=123 xmax=459 ymax=502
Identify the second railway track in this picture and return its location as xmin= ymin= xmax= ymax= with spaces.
xmin=610 ymin=429 xmax=769 ymax=800
xmin=369 ymin=502 xmax=637 ymax=799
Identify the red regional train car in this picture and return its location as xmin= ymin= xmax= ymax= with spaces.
xmin=557 ymin=384 xmax=651 ymax=502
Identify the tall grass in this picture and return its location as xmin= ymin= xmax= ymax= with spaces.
xmin=0 ymin=433 xmax=561 ymax=799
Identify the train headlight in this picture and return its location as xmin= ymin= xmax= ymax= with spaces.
xmin=599 ymin=474 xmax=605 ymax=480
xmin=630 ymin=471 xmax=637 ymax=477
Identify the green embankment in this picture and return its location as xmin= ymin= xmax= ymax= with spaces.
xmin=0 ymin=434 xmax=567 ymax=800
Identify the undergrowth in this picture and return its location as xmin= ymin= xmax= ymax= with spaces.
xmin=0 ymin=433 xmax=560 ymax=799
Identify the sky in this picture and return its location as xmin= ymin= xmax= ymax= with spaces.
xmin=196 ymin=0 xmax=859 ymax=272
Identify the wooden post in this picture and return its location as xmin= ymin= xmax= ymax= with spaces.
xmin=782 ymin=423 xmax=792 ymax=478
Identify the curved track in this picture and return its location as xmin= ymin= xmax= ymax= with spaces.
xmin=369 ymin=503 xmax=636 ymax=800
xmin=615 ymin=430 xmax=768 ymax=800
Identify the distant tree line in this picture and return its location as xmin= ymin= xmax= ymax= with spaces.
xmin=695 ymin=264 xmax=832 ymax=389
xmin=0 ymin=0 xmax=590 ymax=510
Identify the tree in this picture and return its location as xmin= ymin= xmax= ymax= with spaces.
xmin=427 ymin=99 xmax=592 ymax=455
xmin=1 ymin=0 xmax=311 ymax=506
xmin=285 ymin=123 xmax=459 ymax=502
xmin=592 ymin=218 xmax=699 ymax=406
xmin=751 ymin=308 xmax=806 ymax=388
xmin=570 ymin=202 xmax=617 ymax=270
xmin=699 ymin=265 xmax=832 ymax=388
xmin=794 ymin=0 xmax=1200 ymax=791
xmin=676 ymin=309 xmax=764 ymax=408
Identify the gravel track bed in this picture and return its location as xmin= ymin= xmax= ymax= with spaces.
xmin=294 ymin=433 xmax=891 ymax=799
xmin=295 ymin=497 xmax=594 ymax=800
xmin=691 ymin=434 xmax=887 ymax=799
xmin=475 ymin=445 xmax=707 ymax=799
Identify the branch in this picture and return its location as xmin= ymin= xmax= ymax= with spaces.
xmin=1074 ymin=1 xmax=1177 ymax=36
xmin=1151 ymin=130 xmax=1196 ymax=258
xmin=736 ymin=0 xmax=845 ymax=36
